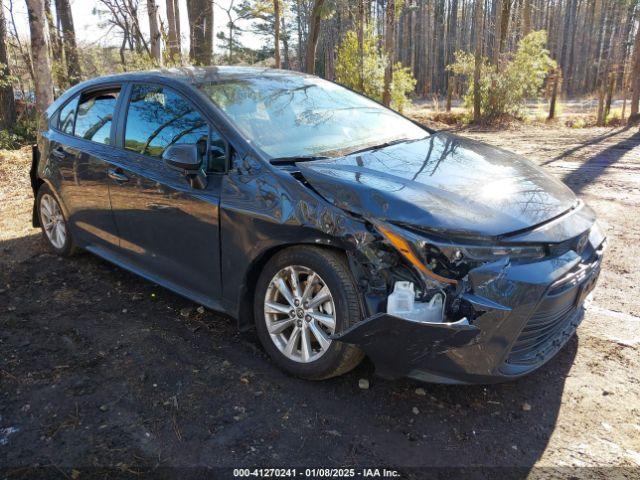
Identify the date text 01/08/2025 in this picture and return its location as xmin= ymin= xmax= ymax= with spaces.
xmin=232 ymin=468 xmax=401 ymax=478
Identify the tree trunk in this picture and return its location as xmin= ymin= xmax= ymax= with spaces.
xmin=629 ymin=17 xmax=640 ymax=123
xmin=559 ymin=0 xmax=576 ymax=93
xmin=54 ymin=0 xmax=81 ymax=85
xmin=499 ymin=0 xmax=510 ymax=54
xmin=596 ymin=0 xmax=615 ymax=126
xmin=127 ymin=0 xmax=149 ymax=54
xmin=26 ymin=0 xmax=54 ymax=121
xmin=119 ymin=36 xmax=127 ymax=67
xmin=548 ymin=67 xmax=560 ymax=119
xmin=445 ymin=0 xmax=458 ymax=98
xmin=0 ymin=0 xmax=16 ymax=130
xmin=204 ymin=0 xmax=213 ymax=64
xmin=296 ymin=0 xmax=304 ymax=70
xmin=588 ymin=0 xmax=603 ymax=92
xmin=186 ymin=0 xmax=212 ymax=65
xmin=186 ymin=0 xmax=201 ymax=64
xmin=433 ymin=0 xmax=444 ymax=92
xmin=382 ymin=0 xmax=395 ymax=107
xmin=596 ymin=86 xmax=606 ymax=126
xmin=44 ymin=0 xmax=64 ymax=88
xmin=410 ymin=5 xmax=416 ymax=71
xmin=617 ymin=3 xmax=635 ymax=92
xmin=228 ymin=20 xmax=233 ymax=62
xmin=166 ymin=0 xmax=180 ymax=58
xmin=493 ymin=0 xmax=503 ymax=65
xmin=147 ymin=0 xmax=161 ymax=63
xmin=565 ymin=0 xmax=579 ymax=95
xmin=357 ymin=0 xmax=364 ymax=91
xmin=174 ymin=0 xmax=182 ymax=52
xmin=281 ymin=15 xmax=289 ymax=68
xmin=522 ymin=0 xmax=531 ymax=36
xmin=304 ymin=0 xmax=325 ymax=74
xmin=604 ymin=71 xmax=614 ymax=119
xmin=273 ymin=0 xmax=281 ymax=68
xmin=473 ymin=0 xmax=483 ymax=121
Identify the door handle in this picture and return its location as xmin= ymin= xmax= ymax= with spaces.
xmin=51 ymin=147 xmax=67 ymax=159
xmin=107 ymin=168 xmax=129 ymax=183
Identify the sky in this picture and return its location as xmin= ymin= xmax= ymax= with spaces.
xmin=9 ymin=0 xmax=265 ymax=53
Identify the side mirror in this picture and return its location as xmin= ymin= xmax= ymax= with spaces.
xmin=162 ymin=144 xmax=202 ymax=173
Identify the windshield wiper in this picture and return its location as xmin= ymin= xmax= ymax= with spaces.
xmin=346 ymin=137 xmax=421 ymax=156
xmin=269 ymin=155 xmax=331 ymax=165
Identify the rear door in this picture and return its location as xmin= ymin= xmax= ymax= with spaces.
xmin=46 ymin=86 xmax=122 ymax=251
xmin=108 ymin=82 xmax=224 ymax=306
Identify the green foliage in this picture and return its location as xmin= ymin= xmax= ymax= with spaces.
xmin=0 ymin=129 xmax=22 ymax=150
xmin=114 ymin=51 xmax=162 ymax=73
xmin=390 ymin=65 xmax=417 ymax=112
xmin=334 ymin=28 xmax=416 ymax=112
xmin=0 ymin=62 xmax=16 ymax=89
xmin=50 ymin=57 xmax=68 ymax=90
xmin=335 ymin=29 xmax=385 ymax=100
xmin=13 ymin=117 xmax=37 ymax=143
xmin=75 ymin=46 xmax=165 ymax=80
xmin=0 ymin=117 xmax=36 ymax=150
xmin=448 ymin=31 xmax=556 ymax=120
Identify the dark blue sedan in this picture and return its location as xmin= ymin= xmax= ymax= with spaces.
xmin=30 ymin=67 xmax=606 ymax=383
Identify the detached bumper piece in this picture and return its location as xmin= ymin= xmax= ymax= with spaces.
xmin=337 ymin=242 xmax=604 ymax=385
xmin=334 ymin=315 xmax=481 ymax=381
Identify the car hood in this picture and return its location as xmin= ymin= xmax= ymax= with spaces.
xmin=296 ymin=132 xmax=578 ymax=238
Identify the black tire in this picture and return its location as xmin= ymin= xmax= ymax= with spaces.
xmin=36 ymin=184 xmax=76 ymax=257
xmin=254 ymin=246 xmax=365 ymax=380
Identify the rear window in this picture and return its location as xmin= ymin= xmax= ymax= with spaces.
xmin=74 ymin=88 xmax=120 ymax=145
xmin=57 ymin=96 xmax=79 ymax=134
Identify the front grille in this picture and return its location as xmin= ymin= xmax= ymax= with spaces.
xmin=507 ymin=289 xmax=580 ymax=365
xmin=506 ymin=252 xmax=602 ymax=366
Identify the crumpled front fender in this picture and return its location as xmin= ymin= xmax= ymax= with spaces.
xmin=332 ymin=247 xmax=600 ymax=384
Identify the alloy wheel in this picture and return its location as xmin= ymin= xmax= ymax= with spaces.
xmin=264 ymin=265 xmax=336 ymax=363
xmin=40 ymin=193 xmax=67 ymax=250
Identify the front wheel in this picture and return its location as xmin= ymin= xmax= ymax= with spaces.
xmin=254 ymin=246 xmax=364 ymax=380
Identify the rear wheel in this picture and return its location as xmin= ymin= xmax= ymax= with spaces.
xmin=254 ymin=246 xmax=364 ymax=380
xmin=37 ymin=185 xmax=76 ymax=256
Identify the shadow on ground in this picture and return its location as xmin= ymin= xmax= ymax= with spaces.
xmin=0 ymin=233 xmax=576 ymax=475
xmin=562 ymin=130 xmax=640 ymax=193
xmin=541 ymin=126 xmax=634 ymax=166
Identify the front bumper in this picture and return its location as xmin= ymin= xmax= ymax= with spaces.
xmin=335 ymin=241 xmax=604 ymax=384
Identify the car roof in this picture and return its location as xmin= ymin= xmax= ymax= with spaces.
xmin=80 ymin=66 xmax=311 ymax=88
xmin=47 ymin=66 xmax=313 ymax=117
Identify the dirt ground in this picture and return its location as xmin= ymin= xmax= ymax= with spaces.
xmin=1 ymin=121 xmax=639 ymax=477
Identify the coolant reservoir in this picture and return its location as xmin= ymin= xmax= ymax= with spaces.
xmin=386 ymin=281 xmax=416 ymax=315
xmin=387 ymin=282 xmax=444 ymax=323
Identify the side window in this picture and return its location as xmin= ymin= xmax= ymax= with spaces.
xmin=74 ymin=88 xmax=120 ymax=145
xmin=57 ymin=96 xmax=79 ymax=134
xmin=125 ymin=84 xmax=210 ymax=162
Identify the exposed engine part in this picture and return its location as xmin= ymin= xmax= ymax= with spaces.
xmin=385 ymin=281 xmax=471 ymax=326
xmin=387 ymin=282 xmax=445 ymax=323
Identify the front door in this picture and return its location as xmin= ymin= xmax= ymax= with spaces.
xmin=107 ymin=83 xmax=225 ymax=306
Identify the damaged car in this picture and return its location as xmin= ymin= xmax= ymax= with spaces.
xmin=31 ymin=67 xmax=606 ymax=384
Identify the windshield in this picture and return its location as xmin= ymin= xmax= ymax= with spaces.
xmin=199 ymin=74 xmax=428 ymax=159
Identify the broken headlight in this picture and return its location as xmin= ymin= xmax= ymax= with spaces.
xmin=374 ymin=222 xmax=546 ymax=284
xmin=452 ymin=245 xmax=545 ymax=262
xmin=375 ymin=222 xmax=459 ymax=286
